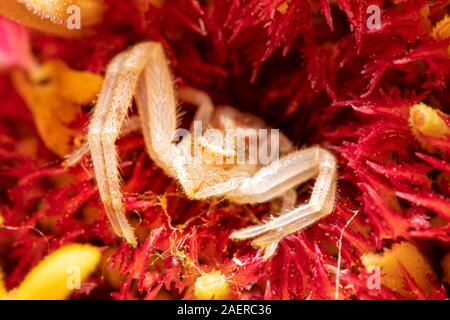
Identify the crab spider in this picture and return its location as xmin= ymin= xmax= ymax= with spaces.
xmin=67 ymin=42 xmax=337 ymax=259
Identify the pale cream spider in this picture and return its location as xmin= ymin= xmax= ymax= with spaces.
xmin=66 ymin=42 xmax=337 ymax=259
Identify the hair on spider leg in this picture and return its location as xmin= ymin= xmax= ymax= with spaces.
xmin=175 ymin=106 xmax=187 ymax=130
xmin=335 ymin=209 xmax=359 ymax=300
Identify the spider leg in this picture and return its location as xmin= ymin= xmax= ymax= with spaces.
xmin=65 ymin=86 xmax=211 ymax=168
xmin=71 ymin=43 xmax=215 ymax=246
xmin=229 ymin=147 xmax=337 ymax=259
xmin=178 ymin=86 xmax=214 ymax=127
xmin=64 ymin=115 xmax=141 ymax=168
xmin=135 ymin=54 xmax=218 ymax=176
xmin=251 ymin=175 xmax=336 ymax=260
xmin=134 ymin=43 xmax=179 ymax=177
xmin=252 ymin=177 xmax=336 ymax=245
xmin=229 ymin=147 xmax=323 ymax=204
xmin=88 ymin=42 xmax=170 ymax=247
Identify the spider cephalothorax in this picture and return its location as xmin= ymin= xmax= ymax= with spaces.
xmin=67 ymin=42 xmax=337 ymax=259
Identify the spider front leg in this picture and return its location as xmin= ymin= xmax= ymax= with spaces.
xmin=230 ymin=146 xmax=337 ymax=259
xmin=178 ymin=86 xmax=214 ymax=128
xmin=87 ymin=42 xmax=178 ymax=247
xmin=64 ymin=115 xmax=141 ymax=167
xmin=65 ymin=87 xmax=211 ymax=168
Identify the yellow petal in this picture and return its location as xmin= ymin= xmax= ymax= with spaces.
xmin=0 ymin=0 xmax=104 ymax=37
xmin=12 ymin=60 xmax=103 ymax=156
xmin=362 ymin=242 xmax=436 ymax=297
xmin=8 ymin=244 xmax=101 ymax=300
xmin=57 ymin=67 xmax=103 ymax=105
xmin=194 ymin=270 xmax=231 ymax=300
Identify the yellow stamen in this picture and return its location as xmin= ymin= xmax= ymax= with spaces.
xmin=432 ymin=15 xmax=450 ymax=55
xmin=277 ymin=1 xmax=291 ymax=14
xmin=194 ymin=270 xmax=231 ymax=300
xmin=432 ymin=15 xmax=450 ymax=40
xmin=409 ymin=102 xmax=450 ymax=152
